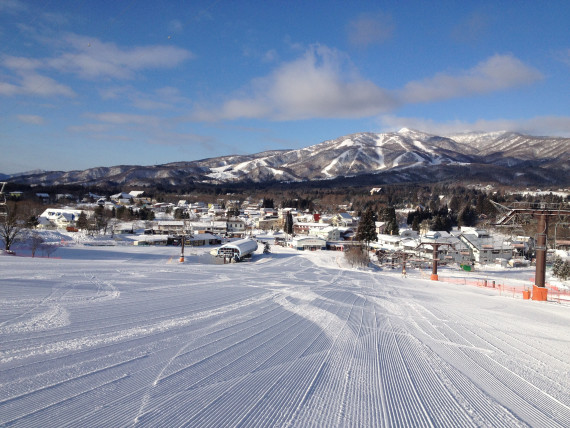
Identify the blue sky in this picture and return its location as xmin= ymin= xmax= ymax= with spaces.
xmin=1 ymin=0 xmax=569 ymax=174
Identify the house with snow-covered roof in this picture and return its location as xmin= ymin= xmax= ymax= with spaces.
xmin=332 ymin=212 xmax=356 ymax=227
xmin=38 ymin=208 xmax=86 ymax=229
xmin=110 ymin=192 xmax=134 ymax=204
xmin=458 ymin=228 xmax=513 ymax=264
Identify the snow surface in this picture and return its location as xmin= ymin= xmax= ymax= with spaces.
xmin=1 ymin=244 xmax=570 ymax=427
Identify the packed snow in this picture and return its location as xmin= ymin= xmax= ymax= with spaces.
xmin=1 ymin=242 xmax=570 ymax=427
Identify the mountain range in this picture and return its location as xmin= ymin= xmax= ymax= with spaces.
xmin=3 ymin=129 xmax=569 ymax=188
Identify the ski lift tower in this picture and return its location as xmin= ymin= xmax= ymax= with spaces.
xmin=493 ymin=201 xmax=570 ymax=301
xmin=0 ymin=182 xmax=7 ymax=219
xmin=416 ymin=240 xmax=454 ymax=281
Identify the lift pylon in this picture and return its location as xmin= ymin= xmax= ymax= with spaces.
xmin=494 ymin=202 xmax=570 ymax=301
xmin=0 ymin=182 xmax=7 ymax=219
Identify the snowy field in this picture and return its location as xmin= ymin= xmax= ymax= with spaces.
xmin=1 ymin=244 xmax=570 ymax=427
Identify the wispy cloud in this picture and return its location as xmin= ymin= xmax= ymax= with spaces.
xmin=555 ymin=48 xmax=570 ymax=67
xmin=377 ymin=114 xmax=570 ymax=137
xmin=99 ymin=85 xmax=190 ymax=111
xmin=451 ymin=11 xmax=491 ymax=44
xmin=85 ymin=112 xmax=162 ymax=127
xmin=0 ymin=69 xmax=76 ymax=97
xmin=17 ymin=114 xmax=44 ymax=125
xmin=46 ymin=34 xmax=194 ymax=80
xmin=347 ymin=12 xmax=394 ymax=47
xmin=0 ymin=0 xmax=27 ymax=13
xmin=400 ymin=54 xmax=543 ymax=103
xmin=0 ymin=34 xmax=194 ymax=99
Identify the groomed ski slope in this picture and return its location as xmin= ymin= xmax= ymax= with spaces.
xmin=1 ymin=245 xmax=570 ymax=427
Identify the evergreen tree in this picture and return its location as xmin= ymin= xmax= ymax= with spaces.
xmin=561 ymin=261 xmax=570 ymax=280
xmin=449 ymin=195 xmax=461 ymax=213
xmin=356 ymin=207 xmax=377 ymax=247
xmin=76 ymin=211 xmax=89 ymax=230
xmin=284 ymin=211 xmax=294 ymax=235
xmin=432 ymin=215 xmax=446 ymax=231
xmin=458 ymin=205 xmax=477 ymax=227
xmin=382 ymin=207 xmax=399 ymax=236
xmin=411 ymin=216 xmax=420 ymax=232
xmin=552 ymin=257 xmax=563 ymax=277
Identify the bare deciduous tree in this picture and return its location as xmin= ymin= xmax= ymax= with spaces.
xmin=42 ymin=243 xmax=59 ymax=258
xmin=29 ymin=232 xmax=45 ymax=257
xmin=344 ymin=245 xmax=368 ymax=268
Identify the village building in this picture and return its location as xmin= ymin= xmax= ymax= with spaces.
xmin=293 ymin=222 xmax=329 ymax=235
xmin=290 ymin=236 xmax=327 ymax=251
xmin=458 ymin=228 xmax=513 ymax=264
xmin=226 ymin=219 xmax=246 ymax=237
xmin=38 ymin=208 xmax=86 ymax=229
xmin=375 ymin=221 xmax=386 ymax=236
xmin=110 ymin=192 xmax=134 ymax=204
xmin=36 ymin=193 xmax=50 ymax=203
xmin=257 ymin=217 xmax=280 ymax=231
xmin=309 ymin=226 xmax=341 ymax=241
xmin=187 ymin=233 xmax=222 ymax=246
xmin=154 ymin=221 xmax=186 ymax=235
xmin=332 ymin=212 xmax=356 ymax=227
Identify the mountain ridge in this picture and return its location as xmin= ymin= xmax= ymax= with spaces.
xmin=4 ymin=129 xmax=569 ymax=188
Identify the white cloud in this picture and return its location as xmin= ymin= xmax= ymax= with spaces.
xmin=167 ymin=19 xmax=184 ymax=34
xmin=377 ymin=114 xmax=570 ymax=137
xmin=400 ymin=54 xmax=543 ymax=103
xmin=0 ymin=35 xmax=192 ymax=100
xmin=46 ymin=34 xmax=194 ymax=80
xmin=0 ymin=70 xmax=75 ymax=97
xmin=98 ymin=85 xmax=189 ymax=110
xmin=3 ymin=55 xmax=42 ymax=71
xmin=17 ymin=114 xmax=44 ymax=125
xmin=263 ymin=49 xmax=278 ymax=63
xmin=347 ymin=12 xmax=394 ymax=47
xmin=556 ymin=48 xmax=570 ymax=67
xmin=0 ymin=81 xmax=19 ymax=96
xmin=451 ymin=12 xmax=491 ymax=44
xmin=194 ymin=45 xmax=396 ymax=121
xmin=19 ymin=72 xmax=76 ymax=97
xmin=192 ymin=50 xmax=543 ymax=123
xmin=86 ymin=112 xmax=161 ymax=127
xmin=0 ymin=0 xmax=27 ymax=13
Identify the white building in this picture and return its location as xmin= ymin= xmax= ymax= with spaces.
xmin=290 ymin=236 xmax=327 ymax=251
xmin=309 ymin=226 xmax=340 ymax=241
xmin=294 ymin=222 xmax=328 ymax=235
xmin=226 ymin=219 xmax=246 ymax=237
xmin=38 ymin=208 xmax=86 ymax=229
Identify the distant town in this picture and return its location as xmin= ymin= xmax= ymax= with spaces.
xmin=3 ymin=183 xmax=568 ymax=278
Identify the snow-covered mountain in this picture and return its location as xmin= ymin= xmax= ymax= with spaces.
xmin=6 ymin=129 xmax=569 ymax=187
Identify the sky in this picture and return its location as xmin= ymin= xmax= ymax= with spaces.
xmin=1 ymin=0 xmax=569 ymax=175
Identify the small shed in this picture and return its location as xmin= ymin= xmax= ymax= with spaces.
xmin=216 ymin=238 xmax=258 ymax=260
